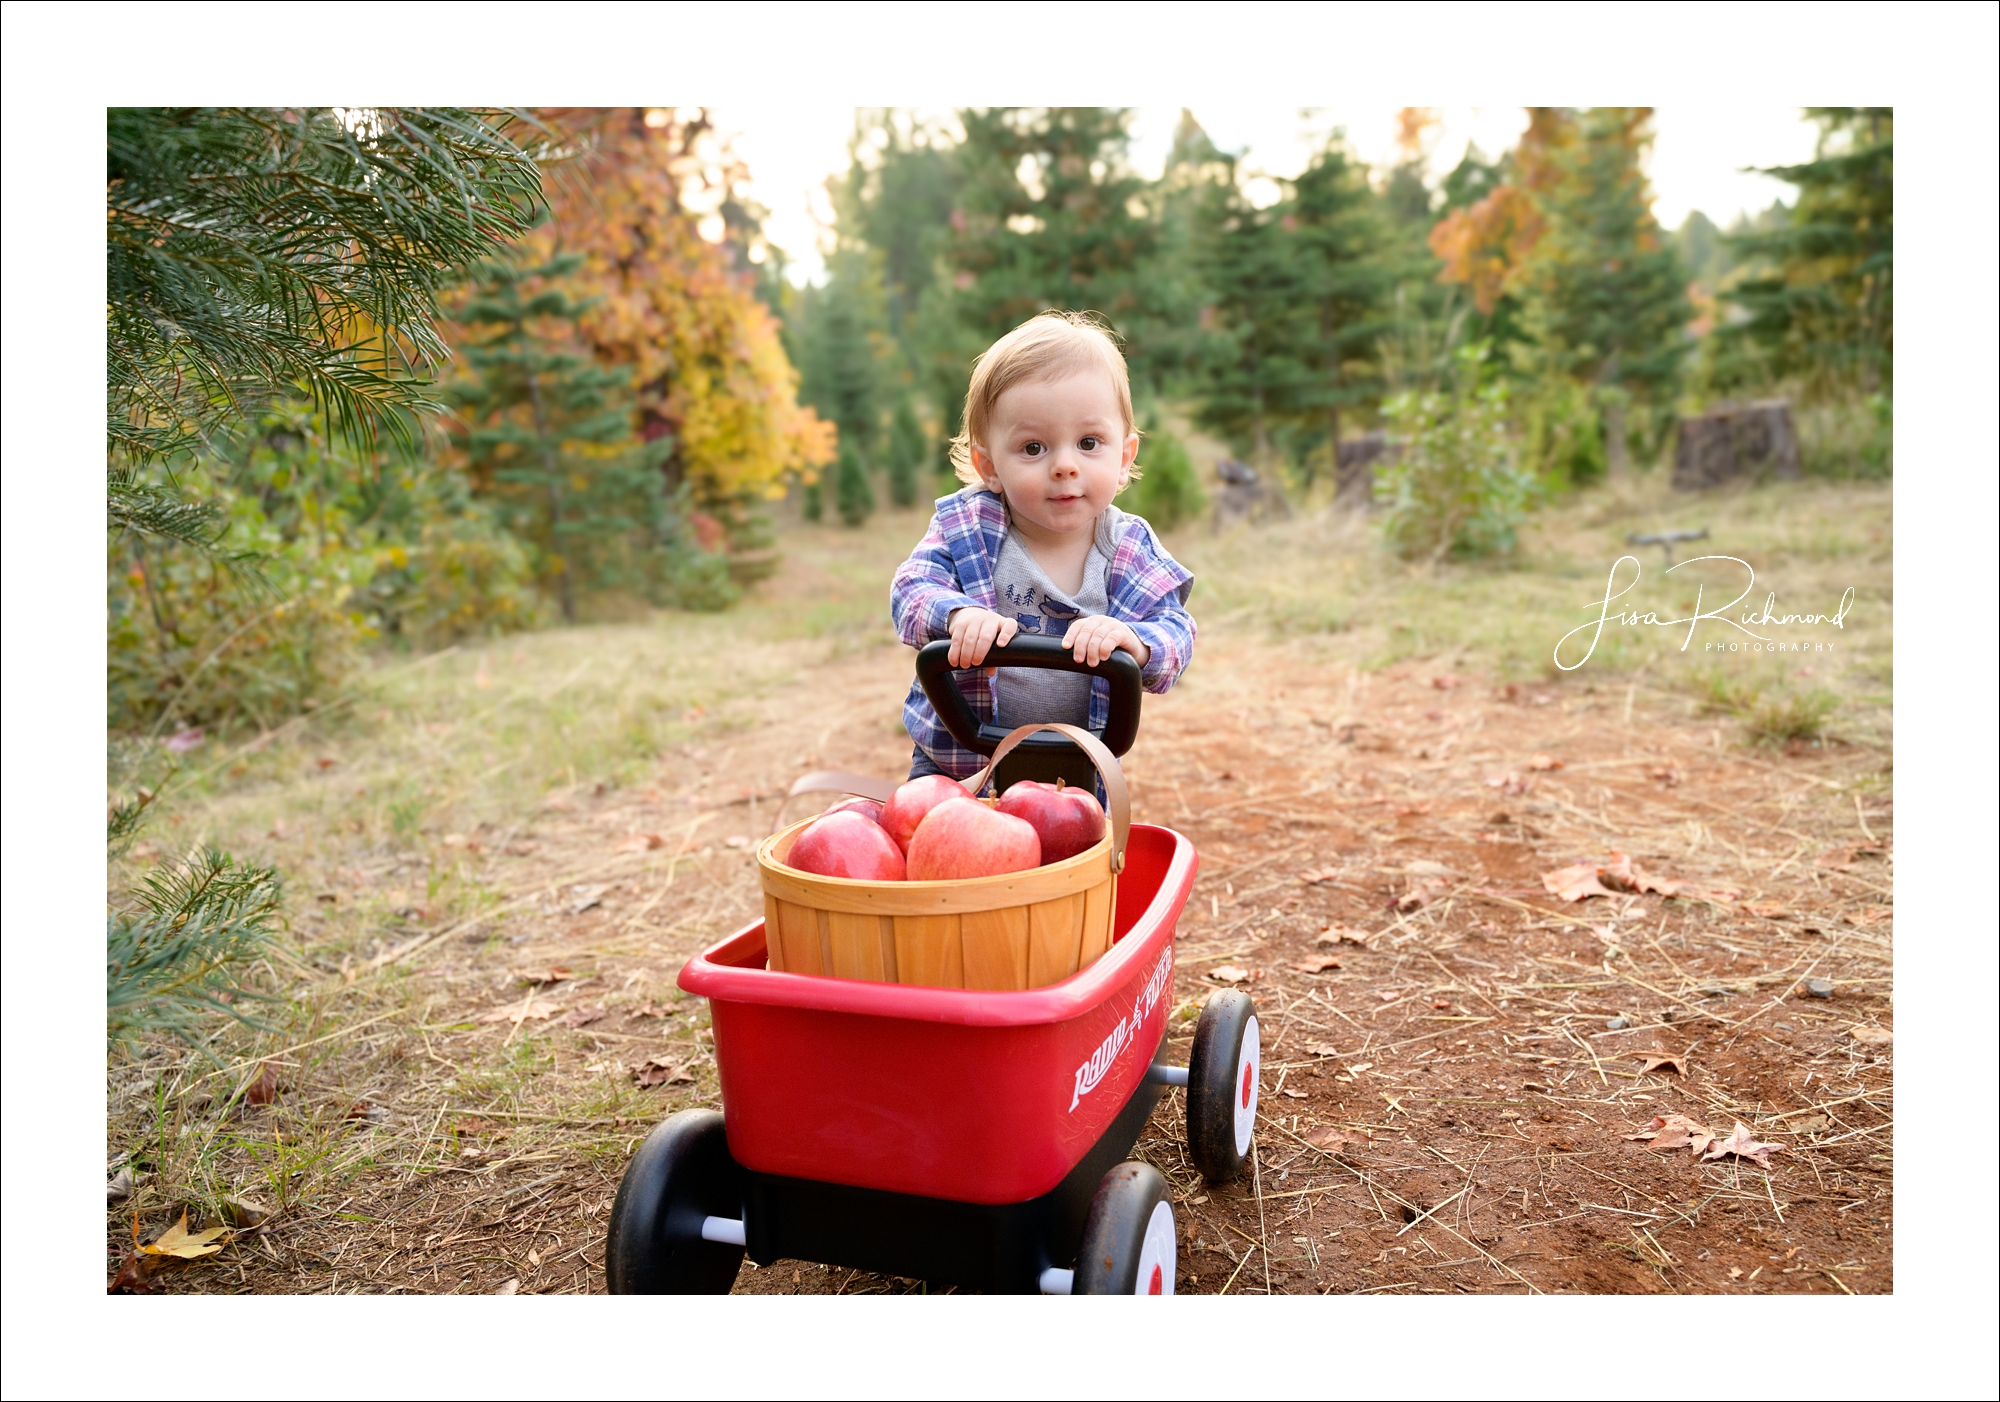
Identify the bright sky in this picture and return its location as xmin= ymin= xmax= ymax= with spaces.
xmin=711 ymin=105 xmax=1823 ymax=286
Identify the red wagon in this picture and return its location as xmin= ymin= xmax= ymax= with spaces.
xmin=605 ymin=638 xmax=1263 ymax=1295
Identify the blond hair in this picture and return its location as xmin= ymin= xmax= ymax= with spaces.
xmin=947 ymin=311 xmax=1141 ymax=488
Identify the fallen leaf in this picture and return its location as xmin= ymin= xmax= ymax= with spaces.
xmin=561 ymin=1005 xmax=607 ymax=1028
xmin=1206 ymin=965 xmax=1252 ymax=984
xmin=1635 ymin=1052 xmax=1688 ymax=1076
xmin=634 ymin=1056 xmax=695 ymax=1089
xmin=1647 ymin=764 xmax=1680 ymax=785
xmin=568 ymin=884 xmax=607 ymax=916
xmin=1394 ymin=877 xmax=1450 ymax=912
xmin=1744 ymin=902 xmax=1790 ymax=919
xmin=454 ymin=1117 xmax=497 ymax=1136
xmin=1782 ymin=1113 xmax=1831 ymax=1134
xmin=614 ymin=833 xmax=666 ymax=853
xmin=1704 ymin=1122 xmax=1782 ymax=1169
xmin=1431 ymin=999 xmax=1452 ymax=1010
xmin=1601 ymin=851 xmax=1680 ymax=897
xmin=518 ymin=966 xmax=574 ymax=985
xmin=493 ymin=1278 xmax=520 ymax=1295
xmin=107 ymin=1167 xmax=135 ymax=1202
xmin=1317 ymin=926 xmax=1372 ymax=948
xmin=220 ymin=1196 xmax=270 ymax=1229
xmin=1303 ymin=1042 xmax=1343 ymax=1058
xmin=1278 ymin=1087 xmax=1309 ymax=1100
xmin=1431 ymin=674 xmax=1461 ymax=690
xmin=1346 ymin=1063 xmax=1374 ymax=1075
xmin=1625 ymin=1113 xmax=1717 ymax=1156
xmin=1543 ymin=861 xmax=1614 ymax=902
xmin=1728 ymin=1266 xmax=1743 ymax=1280
xmin=1484 ymin=771 xmax=1534 ymax=797
xmin=723 ymin=835 xmax=750 ymax=849
xmin=316 ymin=756 xmax=337 ymax=770
xmin=475 ymin=1000 xmax=560 ymax=1024
xmin=1817 ymin=844 xmax=1887 ymax=872
xmin=1846 ymin=1026 xmax=1892 ymax=1047
xmin=1376 ymin=990 xmax=1401 ymax=1003
xmin=164 ymin=727 xmax=207 ymax=753
xmin=1293 ymin=955 xmax=1343 ymax=974
xmin=1307 ymin=1127 xmax=1361 ymax=1154
xmin=107 ymin=1252 xmax=154 ymax=1294
xmin=1297 ymin=868 xmax=1343 ymax=885
xmin=243 ymin=1063 xmax=280 ymax=1106
xmin=138 ymin=1211 xmax=230 ymax=1261
xmin=628 ymin=1000 xmax=677 ymax=1019
xmin=1525 ymin=753 xmax=1564 ymax=771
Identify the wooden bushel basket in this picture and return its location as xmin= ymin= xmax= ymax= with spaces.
xmin=757 ymin=724 xmax=1130 ymax=991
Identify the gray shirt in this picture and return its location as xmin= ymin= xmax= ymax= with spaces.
xmin=990 ymin=523 xmax=1112 ymax=730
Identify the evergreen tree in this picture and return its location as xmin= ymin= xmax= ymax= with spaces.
xmin=450 ymin=251 xmax=674 ymax=622
xmin=792 ymin=248 xmax=892 ymax=461
xmin=1187 ymin=151 xmax=1316 ymax=469
xmin=106 ymin=107 xmax=545 ymax=549
xmin=1523 ymin=108 xmax=1691 ymax=475
xmin=940 ymin=108 xmax=1165 ymax=374
xmin=886 ymin=400 xmax=926 ymax=508
xmin=832 ymin=112 xmax=962 ymax=360
xmin=1289 ymin=140 xmax=1399 ymax=480
xmin=834 ymin=436 xmax=874 ymax=526
xmin=1719 ymin=108 xmax=1892 ymax=397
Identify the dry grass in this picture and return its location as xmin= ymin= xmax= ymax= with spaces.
xmin=105 ymin=478 xmax=1892 ymax=1295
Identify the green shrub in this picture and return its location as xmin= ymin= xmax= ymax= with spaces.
xmin=1123 ymin=424 xmax=1207 ymax=532
xmin=1799 ymin=394 xmax=1893 ymax=480
xmin=108 ymin=848 xmax=284 ymax=1053
xmin=1375 ymin=354 xmax=1536 ymax=561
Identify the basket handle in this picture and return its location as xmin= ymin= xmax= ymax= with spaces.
xmin=769 ymin=770 xmax=898 ymax=834
xmin=964 ymin=723 xmax=1130 ymax=874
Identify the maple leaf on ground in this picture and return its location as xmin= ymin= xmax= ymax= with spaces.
xmin=1302 ymin=1042 xmax=1343 ymax=1058
xmin=1293 ymin=955 xmax=1343 ymax=974
xmin=1704 ymin=1122 xmax=1782 ymax=1169
xmin=138 ymin=1212 xmax=230 ymax=1260
xmin=1206 ymin=965 xmax=1252 ymax=984
xmin=517 ymin=966 xmax=574 ymax=985
xmin=1307 ymin=1127 xmax=1364 ymax=1155
xmin=1624 ymin=1113 xmax=1717 ymax=1156
xmin=634 ymin=1056 xmax=695 ymax=1089
xmin=1543 ymin=861 xmax=1613 ymax=902
xmin=562 ymin=1005 xmax=607 ymax=1028
xmin=628 ymin=1000 xmax=676 ymax=1019
xmin=1602 ymin=851 xmax=1680 ymax=897
xmin=1635 ymin=1052 xmax=1688 ymax=1075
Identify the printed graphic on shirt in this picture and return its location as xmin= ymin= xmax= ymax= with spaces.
xmin=1002 ymin=581 xmax=1084 ymax=634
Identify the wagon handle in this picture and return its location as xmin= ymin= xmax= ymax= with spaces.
xmin=964 ymin=723 xmax=1130 ymax=874
xmin=914 ymin=636 xmax=1143 ymax=758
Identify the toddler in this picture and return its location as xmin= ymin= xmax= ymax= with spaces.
xmin=890 ymin=312 xmax=1198 ymax=781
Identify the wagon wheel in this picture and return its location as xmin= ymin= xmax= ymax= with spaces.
xmin=1072 ymin=1162 xmax=1176 ymax=1295
xmin=604 ymin=1109 xmax=744 ymax=1294
xmin=1186 ymin=989 xmax=1260 ymax=1182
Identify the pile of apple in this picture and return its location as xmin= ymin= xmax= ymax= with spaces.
xmin=782 ymin=775 xmax=1106 ymax=882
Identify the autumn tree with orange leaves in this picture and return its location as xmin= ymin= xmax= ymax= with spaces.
xmin=534 ymin=109 xmax=835 ymax=551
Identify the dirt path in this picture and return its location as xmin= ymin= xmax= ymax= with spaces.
xmin=110 ymin=622 xmax=1892 ymax=1296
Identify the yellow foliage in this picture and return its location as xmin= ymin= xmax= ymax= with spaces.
xmin=535 ymin=109 xmax=834 ymax=508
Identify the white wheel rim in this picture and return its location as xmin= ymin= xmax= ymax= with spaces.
xmin=1233 ymin=1015 xmax=1260 ymax=1157
xmin=1134 ymin=1198 xmax=1176 ymax=1295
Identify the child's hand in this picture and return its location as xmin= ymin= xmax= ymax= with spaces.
xmin=947 ymin=607 xmax=1019 ymax=669
xmin=1061 ymin=616 xmax=1151 ymax=668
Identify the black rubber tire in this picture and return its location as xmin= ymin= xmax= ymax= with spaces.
xmin=1073 ymin=1161 xmax=1175 ymax=1294
xmin=604 ymin=1109 xmax=744 ymax=1294
xmin=1186 ymin=989 xmax=1260 ymax=1183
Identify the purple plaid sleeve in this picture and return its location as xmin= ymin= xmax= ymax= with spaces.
xmin=889 ymin=490 xmax=1197 ymax=780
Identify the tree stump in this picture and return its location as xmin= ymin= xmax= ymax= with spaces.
xmin=1672 ymin=399 xmax=1802 ymax=489
xmin=1334 ymin=431 xmax=1396 ymax=509
xmin=1211 ymin=458 xmax=1286 ymax=528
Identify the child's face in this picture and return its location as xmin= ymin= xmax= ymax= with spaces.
xmin=971 ymin=372 xmax=1139 ymax=542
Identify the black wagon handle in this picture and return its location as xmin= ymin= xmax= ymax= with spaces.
xmin=915 ymin=635 xmax=1143 ymax=758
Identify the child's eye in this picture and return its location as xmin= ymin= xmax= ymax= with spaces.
xmin=1079 ymin=435 xmax=1101 ymax=452
xmin=1022 ymin=441 xmax=1045 ymax=458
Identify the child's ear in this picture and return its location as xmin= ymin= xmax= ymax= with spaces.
xmin=971 ymin=443 xmax=1003 ymax=494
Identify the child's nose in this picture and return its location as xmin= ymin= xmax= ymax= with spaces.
xmin=1048 ymin=449 xmax=1081 ymax=478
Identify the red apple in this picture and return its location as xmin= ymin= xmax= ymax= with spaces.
xmin=881 ymin=774 xmax=975 ymax=854
xmin=823 ymin=796 xmax=884 ymax=823
xmin=995 ymin=779 xmax=1106 ymax=865
xmin=785 ymin=811 xmax=906 ymax=881
xmin=906 ymin=799 xmax=1041 ymax=881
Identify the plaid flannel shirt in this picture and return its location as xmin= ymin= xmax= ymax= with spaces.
xmin=890 ymin=488 xmax=1198 ymax=778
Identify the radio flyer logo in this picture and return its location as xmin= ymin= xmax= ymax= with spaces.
xmin=1068 ymin=945 xmax=1174 ymax=1112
